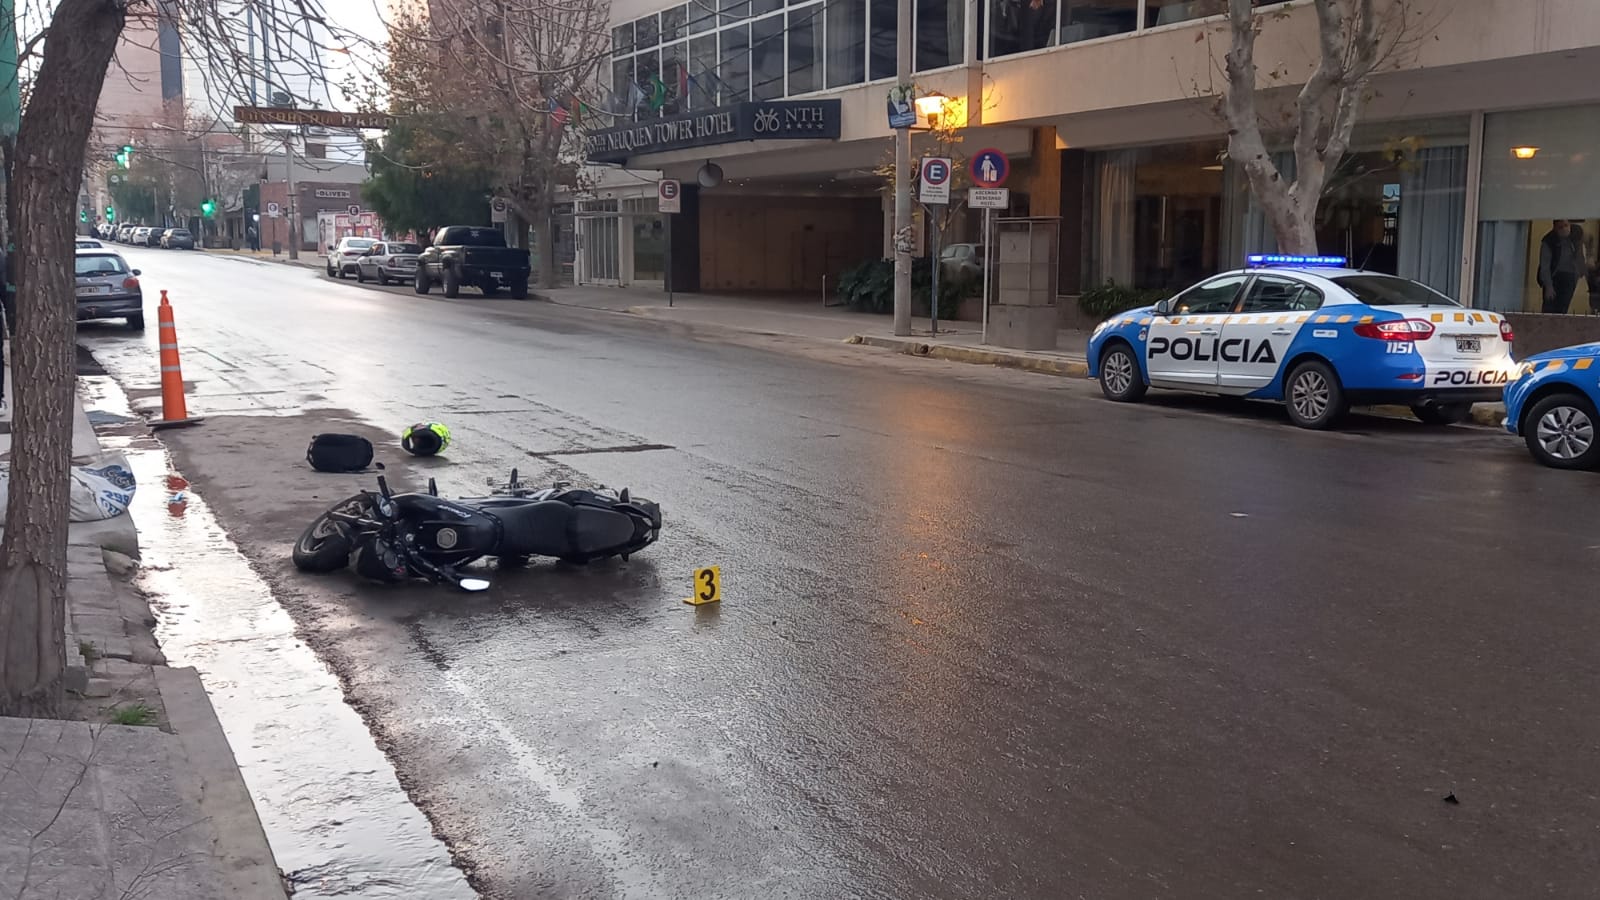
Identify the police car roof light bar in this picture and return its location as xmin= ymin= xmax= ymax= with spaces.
xmin=1246 ymin=254 xmax=1348 ymax=268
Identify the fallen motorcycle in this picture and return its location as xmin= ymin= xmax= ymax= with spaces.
xmin=293 ymin=469 xmax=662 ymax=590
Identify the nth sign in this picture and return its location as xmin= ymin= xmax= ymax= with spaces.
xmin=919 ymin=157 xmax=952 ymax=205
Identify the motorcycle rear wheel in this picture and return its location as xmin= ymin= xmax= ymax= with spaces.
xmin=292 ymin=494 xmax=369 ymax=573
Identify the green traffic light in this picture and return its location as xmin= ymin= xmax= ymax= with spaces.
xmin=200 ymin=199 xmax=216 ymax=217
xmin=79 ymin=210 xmax=88 ymax=222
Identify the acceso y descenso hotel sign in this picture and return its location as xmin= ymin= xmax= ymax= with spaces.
xmin=584 ymin=100 xmax=841 ymax=164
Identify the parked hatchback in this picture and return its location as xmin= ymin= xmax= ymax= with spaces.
xmin=161 ymin=228 xmax=195 ymax=249
xmin=74 ymin=249 xmax=144 ymax=330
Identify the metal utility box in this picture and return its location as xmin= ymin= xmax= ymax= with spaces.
xmin=987 ymin=217 xmax=1060 ymax=350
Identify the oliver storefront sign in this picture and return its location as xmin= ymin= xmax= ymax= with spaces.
xmin=584 ymin=100 xmax=841 ymax=163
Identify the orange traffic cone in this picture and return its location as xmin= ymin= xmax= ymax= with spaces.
xmin=150 ymin=290 xmax=203 ymax=429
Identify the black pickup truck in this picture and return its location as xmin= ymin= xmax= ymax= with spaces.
xmin=414 ymin=225 xmax=532 ymax=299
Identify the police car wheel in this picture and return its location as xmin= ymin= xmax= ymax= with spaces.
xmin=1097 ymin=344 xmax=1146 ymax=402
xmin=1411 ymin=401 xmax=1473 ymax=426
xmin=1524 ymin=393 xmax=1600 ymax=469
xmin=1285 ymin=360 xmax=1348 ymax=430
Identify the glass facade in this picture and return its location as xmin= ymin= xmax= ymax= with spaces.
xmin=1088 ymin=119 xmax=1469 ymax=299
xmin=1477 ymin=104 xmax=1600 ymax=315
xmin=984 ymin=0 xmax=1283 ymax=60
xmin=608 ymin=0 xmax=967 ymax=118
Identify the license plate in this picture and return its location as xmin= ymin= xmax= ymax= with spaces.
xmin=76 ymin=285 xmax=107 ymax=296
xmin=400 ymin=259 xmax=416 ymax=267
xmin=1456 ymin=336 xmax=1481 ymax=353
xmin=490 ymin=271 xmax=504 ymax=279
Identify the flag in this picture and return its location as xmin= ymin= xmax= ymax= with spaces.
xmin=648 ymin=75 xmax=667 ymax=111
xmin=573 ymin=99 xmax=587 ymax=126
xmin=627 ymin=81 xmax=646 ymax=111
xmin=548 ymin=97 xmax=569 ymax=127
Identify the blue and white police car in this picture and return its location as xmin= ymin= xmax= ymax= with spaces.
xmin=1086 ymin=255 xmax=1518 ymax=429
xmin=1502 ymin=342 xmax=1600 ymax=469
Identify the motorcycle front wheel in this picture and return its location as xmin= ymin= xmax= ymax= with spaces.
xmin=292 ymin=494 xmax=370 ymax=573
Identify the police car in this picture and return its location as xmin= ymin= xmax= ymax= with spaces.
xmin=1502 ymin=342 xmax=1600 ymax=469
xmin=1087 ymin=256 xmax=1518 ymax=429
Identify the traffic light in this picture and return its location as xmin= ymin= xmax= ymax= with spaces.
xmin=200 ymin=198 xmax=216 ymax=217
xmin=115 ymin=143 xmax=134 ymax=169
xmin=79 ymin=209 xmax=88 ymax=223
xmin=105 ymin=206 xmax=116 ymax=222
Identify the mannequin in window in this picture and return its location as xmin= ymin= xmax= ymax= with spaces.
xmin=1537 ymin=219 xmax=1587 ymax=315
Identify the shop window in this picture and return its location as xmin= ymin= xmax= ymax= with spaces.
xmin=788 ymin=9 xmax=821 ymax=94
xmin=751 ymin=16 xmax=786 ymax=99
xmin=1091 ymin=143 xmax=1226 ymax=292
xmin=915 ymin=0 xmax=964 ymax=70
xmin=868 ymin=0 xmax=897 ymax=80
xmin=1145 ymin=0 xmax=1279 ymax=28
xmin=720 ymin=25 xmax=751 ymax=102
xmin=663 ymin=43 xmax=688 ymax=114
xmin=635 ymin=13 xmax=659 ymax=49
xmin=662 ymin=4 xmax=686 ymax=41
xmin=689 ymin=34 xmax=718 ymax=105
xmin=688 ymin=1 xmax=716 ymax=32
xmin=635 ymin=49 xmax=661 ymax=118
xmin=987 ymin=0 xmax=1054 ymax=58
xmin=825 ymin=0 xmax=866 ymax=87
xmin=611 ymin=55 xmax=634 ymax=113
xmin=1476 ymin=105 xmax=1600 ymax=315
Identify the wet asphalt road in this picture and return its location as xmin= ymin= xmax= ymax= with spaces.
xmin=81 ymin=246 xmax=1600 ymax=899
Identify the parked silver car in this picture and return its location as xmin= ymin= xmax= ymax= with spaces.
xmin=74 ymin=248 xmax=144 ymax=330
xmin=354 ymin=241 xmax=422 ymax=285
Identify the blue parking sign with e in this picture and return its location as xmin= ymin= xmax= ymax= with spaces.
xmin=924 ymin=159 xmax=949 ymax=184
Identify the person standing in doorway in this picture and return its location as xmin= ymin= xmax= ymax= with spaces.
xmin=1538 ymin=219 xmax=1587 ymax=314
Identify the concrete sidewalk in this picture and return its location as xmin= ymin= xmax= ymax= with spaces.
xmin=543 ymin=284 xmax=1096 ymax=355
xmin=207 ymin=247 xmax=323 ymax=269
xmin=539 ymin=285 xmax=1507 ymax=426
xmin=1 ymin=354 xmax=287 ymax=900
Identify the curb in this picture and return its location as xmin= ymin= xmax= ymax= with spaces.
xmin=156 ymin=666 xmax=288 ymax=900
xmin=850 ymin=334 xmax=1089 ymax=377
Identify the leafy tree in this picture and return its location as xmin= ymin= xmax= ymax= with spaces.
xmin=361 ymin=123 xmax=492 ymax=240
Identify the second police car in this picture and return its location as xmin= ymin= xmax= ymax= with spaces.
xmin=1087 ymin=256 xmax=1519 ymax=429
xmin=1501 ymin=342 xmax=1600 ymax=470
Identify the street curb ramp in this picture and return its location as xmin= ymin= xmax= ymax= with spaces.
xmin=849 ymin=334 xmax=1089 ymax=378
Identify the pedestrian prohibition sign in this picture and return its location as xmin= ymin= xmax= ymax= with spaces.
xmin=919 ymin=157 xmax=952 ymax=204
xmin=971 ymin=148 xmax=1010 ymax=188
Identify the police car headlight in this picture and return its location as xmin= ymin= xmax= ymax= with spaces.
xmin=1092 ymin=319 xmax=1110 ymax=337
xmin=1518 ymin=361 xmax=1536 ymax=379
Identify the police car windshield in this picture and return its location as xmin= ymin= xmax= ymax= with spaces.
xmin=1331 ymin=274 xmax=1459 ymax=307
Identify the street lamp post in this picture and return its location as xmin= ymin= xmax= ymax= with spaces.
xmin=891 ymin=0 xmax=913 ymax=337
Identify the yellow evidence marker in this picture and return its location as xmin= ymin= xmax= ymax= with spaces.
xmin=685 ymin=566 xmax=721 ymax=606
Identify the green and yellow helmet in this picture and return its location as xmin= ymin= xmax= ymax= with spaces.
xmin=401 ymin=422 xmax=451 ymax=456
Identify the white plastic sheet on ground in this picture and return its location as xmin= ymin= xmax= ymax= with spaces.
xmin=0 ymin=451 xmax=136 ymax=521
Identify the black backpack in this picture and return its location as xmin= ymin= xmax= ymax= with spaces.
xmin=306 ymin=433 xmax=373 ymax=473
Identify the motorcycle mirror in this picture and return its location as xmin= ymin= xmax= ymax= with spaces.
xmin=508 ymin=467 xmax=519 ymax=487
xmin=458 ymin=578 xmax=491 ymax=592
xmin=428 ymin=477 xmax=438 ymax=496
xmin=377 ymin=475 xmax=392 ymax=498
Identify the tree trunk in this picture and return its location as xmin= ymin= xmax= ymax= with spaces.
xmin=0 ymin=0 xmax=125 ymax=718
xmin=533 ymin=195 xmax=556 ymax=289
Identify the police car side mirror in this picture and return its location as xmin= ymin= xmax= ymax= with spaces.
xmin=1152 ymin=298 xmax=1173 ymax=316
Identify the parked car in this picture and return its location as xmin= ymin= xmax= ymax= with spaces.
xmin=354 ymin=241 xmax=422 ymax=285
xmin=326 ymin=236 xmax=378 ymax=278
xmin=939 ymin=243 xmax=986 ymax=276
xmin=1087 ymin=255 xmax=1517 ymax=429
xmin=1502 ymin=341 xmax=1600 ymax=469
xmin=161 ymin=228 xmax=195 ymax=250
xmin=74 ymin=248 xmax=144 ymax=330
xmin=76 ymin=238 xmax=104 ymax=250
xmin=115 ymin=224 xmax=134 ymax=243
xmin=414 ymin=226 xmax=531 ymax=299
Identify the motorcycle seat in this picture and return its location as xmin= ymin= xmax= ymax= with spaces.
xmin=490 ymin=500 xmax=638 ymax=559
